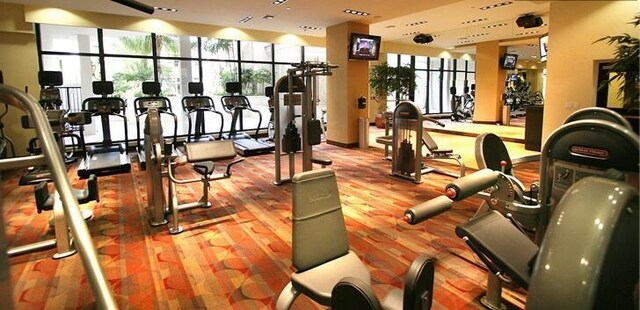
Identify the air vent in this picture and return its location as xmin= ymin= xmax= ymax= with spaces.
xmin=262 ymin=15 xmax=275 ymax=20
xmin=385 ymin=25 xmax=396 ymax=28
xmin=462 ymin=18 xmax=488 ymax=24
xmin=238 ymin=16 xmax=253 ymax=24
xmin=479 ymin=1 xmax=513 ymax=10
xmin=272 ymin=0 xmax=288 ymax=5
xmin=343 ymin=9 xmax=370 ymax=16
xmin=406 ymin=20 xmax=428 ymax=27
xmin=469 ymin=32 xmax=489 ymax=38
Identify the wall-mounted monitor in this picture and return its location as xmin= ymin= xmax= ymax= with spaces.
xmin=348 ymin=33 xmax=381 ymax=61
xmin=501 ymin=53 xmax=518 ymax=70
xmin=539 ymin=34 xmax=548 ymax=62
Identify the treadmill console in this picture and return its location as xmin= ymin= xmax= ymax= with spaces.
xmin=136 ymin=98 xmax=170 ymax=112
xmin=184 ymin=97 xmax=211 ymax=110
xmin=222 ymin=97 xmax=249 ymax=110
xmin=85 ymin=98 xmax=125 ymax=114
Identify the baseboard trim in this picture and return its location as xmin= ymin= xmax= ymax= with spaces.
xmin=326 ymin=140 xmax=359 ymax=148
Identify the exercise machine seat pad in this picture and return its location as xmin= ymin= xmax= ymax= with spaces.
xmin=310 ymin=156 xmax=332 ymax=166
xmin=184 ymin=140 xmax=236 ymax=163
xmin=376 ymin=135 xmax=393 ymax=146
xmin=332 ymin=276 xmax=383 ymax=310
xmin=292 ymin=251 xmax=371 ymax=306
xmin=192 ymin=162 xmax=215 ymax=176
xmin=292 ymin=169 xmax=349 ymax=271
xmin=382 ymin=289 xmax=403 ymax=310
xmin=455 ymin=211 xmax=537 ymax=289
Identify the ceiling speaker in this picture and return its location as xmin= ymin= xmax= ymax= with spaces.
xmin=413 ymin=34 xmax=434 ymax=44
xmin=516 ymin=15 xmax=543 ymax=29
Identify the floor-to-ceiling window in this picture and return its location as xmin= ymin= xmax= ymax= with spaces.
xmin=387 ymin=53 xmax=476 ymax=114
xmin=37 ymin=24 xmax=325 ymax=144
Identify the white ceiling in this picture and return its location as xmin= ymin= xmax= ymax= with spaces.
xmin=4 ymin=0 xmax=550 ymax=59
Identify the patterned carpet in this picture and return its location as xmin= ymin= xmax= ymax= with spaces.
xmin=2 ymin=143 xmax=539 ymax=309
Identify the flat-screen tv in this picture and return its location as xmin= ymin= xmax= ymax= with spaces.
xmin=349 ymin=33 xmax=381 ymax=61
xmin=501 ymin=53 xmax=518 ymax=70
xmin=539 ymin=34 xmax=548 ymax=62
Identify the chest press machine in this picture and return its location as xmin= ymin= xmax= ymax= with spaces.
xmin=144 ymin=101 xmax=244 ymax=234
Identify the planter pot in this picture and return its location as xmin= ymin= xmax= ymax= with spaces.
xmin=375 ymin=114 xmax=386 ymax=128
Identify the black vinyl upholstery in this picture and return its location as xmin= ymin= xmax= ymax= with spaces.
xmin=331 ymin=277 xmax=383 ymax=310
xmin=455 ymin=211 xmax=537 ymax=289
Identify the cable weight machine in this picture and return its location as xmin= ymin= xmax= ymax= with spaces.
xmin=273 ymin=61 xmax=337 ymax=185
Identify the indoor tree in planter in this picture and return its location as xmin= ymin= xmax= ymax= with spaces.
xmin=369 ymin=62 xmax=417 ymax=128
xmin=594 ymin=14 xmax=639 ymax=109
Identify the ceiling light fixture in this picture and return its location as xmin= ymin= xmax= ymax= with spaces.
xmin=462 ymin=17 xmax=487 ymax=24
xmin=299 ymin=25 xmax=322 ymax=31
xmin=272 ymin=0 xmax=288 ymax=4
xmin=262 ymin=15 xmax=275 ymax=20
xmin=154 ymin=6 xmax=178 ymax=12
xmin=111 ymin=0 xmax=154 ymax=14
xmin=479 ymin=1 xmax=513 ymax=10
xmin=405 ymin=20 xmax=428 ymax=27
xmin=343 ymin=9 xmax=370 ymax=16
xmin=238 ymin=16 xmax=253 ymax=24
xmin=402 ymin=31 xmax=419 ymax=36
xmin=458 ymin=40 xmax=473 ymax=44
xmin=515 ymin=30 xmax=539 ymax=36
xmin=469 ymin=32 xmax=489 ymax=38
xmin=483 ymin=22 xmax=508 ymax=29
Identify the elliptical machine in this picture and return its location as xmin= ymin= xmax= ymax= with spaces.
xmin=449 ymin=85 xmax=474 ymax=122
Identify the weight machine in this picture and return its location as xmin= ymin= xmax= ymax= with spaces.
xmin=273 ymin=61 xmax=337 ymax=185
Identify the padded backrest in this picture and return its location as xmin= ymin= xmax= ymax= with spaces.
xmin=403 ymin=255 xmax=435 ymax=310
xmin=93 ymin=81 xmax=114 ymax=95
xmin=331 ymin=277 xmax=382 ymax=310
xmin=184 ymin=140 xmax=236 ymax=163
xmin=455 ymin=211 xmax=538 ymax=289
xmin=563 ymin=107 xmax=632 ymax=130
xmin=292 ymin=169 xmax=349 ymax=271
xmin=422 ymin=128 xmax=439 ymax=151
xmin=475 ymin=133 xmax=513 ymax=176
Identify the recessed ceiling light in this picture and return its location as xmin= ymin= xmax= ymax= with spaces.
xmin=154 ymin=6 xmax=178 ymax=12
xmin=343 ymin=9 xmax=370 ymax=16
xmin=458 ymin=40 xmax=474 ymax=44
xmin=272 ymin=0 xmax=288 ymax=5
xmin=531 ymin=55 xmax=537 ymax=58
xmin=469 ymin=32 xmax=489 ymax=38
xmin=527 ymin=44 xmax=537 ymax=47
xmin=405 ymin=20 xmax=428 ymax=27
xmin=238 ymin=16 xmax=253 ymax=24
xmin=462 ymin=17 xmax=488 ymax=24
xmin=402 ymin=31 xmax=419 ymax=36
xmin=299 ymin=25 xmax=322 ymax=31
xmin=483 ymin=22 xmax=508 ymax=29
xmin=515 ymin=30 xmax=539 ymax=36
xmin=479 ymin=1 xmax=513 ymax=10
xmin=262 ymin=15 xmax=275 ymax=20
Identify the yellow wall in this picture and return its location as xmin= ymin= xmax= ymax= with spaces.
xmin=543 ymin=0 xmax=638 ymax=140
xmin=0 ymin=3 xmax=38 ymax=156
xmin=474 ymin=40 xmax=507 ymax=123
xmin=382 ymin=41 xmax=475 ymax=61
xmin=326 ymin=22 xmax=370 ymax=146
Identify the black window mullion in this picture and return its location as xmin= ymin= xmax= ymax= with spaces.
xmin=151 ymin=33 xmax=159 ymax=82
xmin=197 ymin=37 xmax=203 ymax=81
xmin=35 ymin=24 xmax=44 ymax=72
xmin=97 ymin=28 xmax=106 ymax=81
xmin=236 ymin=40 xmax=242 ymax=93
xmin=439 ymin=58 xmax=444 ymax=113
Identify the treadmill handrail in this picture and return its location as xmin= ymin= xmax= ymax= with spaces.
xmin=0 ymin=84 xmax=117 ymax=310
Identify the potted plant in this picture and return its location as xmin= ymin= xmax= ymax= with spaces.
xmin=594 ymin=15 xmax=639 ymax=109
xmin=369 ymin=62 xmax=416 ymax=128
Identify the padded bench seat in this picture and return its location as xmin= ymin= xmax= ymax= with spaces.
xmin=375 ymin=135 xmax=392 ymax=146
xmin=311 ymin=156 xmax=332 ymax=167
xmin=455 ymin=210 xmax=538 ymax=289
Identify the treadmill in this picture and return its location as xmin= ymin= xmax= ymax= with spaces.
xmin=182 ymin=82 xmax=224 ymax=142
xmin=77 ymin=81 xmax=131 ymax=178
xmin=134 ymin=81 xmax=177 ymax=170
xmin=220 ymin=82 xmax=274 ymax=156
